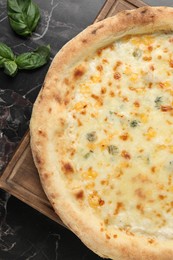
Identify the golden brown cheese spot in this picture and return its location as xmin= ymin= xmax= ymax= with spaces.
xmin=75 ymin=190 xmax=84 ymax=200
xmin=91 ymin=94 xmax=103 ymax=106
xmin=101 ymin=87 xmax=106 ymax=94
xmin=143 ymin=56 xmax=152 ymax=61
xmin=73 ymin=65 xmax=86 ymax=80
xmin=148 ymin=45 xmax=153 ymax=52
xmin=96 ymin=65 xmax=103 ymax=72
xmin=88 ymin=191 xmax=104 ymax=208
xmin=158 ymin=195 xmax=167 ymax=200
xmin=97 ymin=44 xmax=114 ymax=56
xmin=61 ymin=162 xmax=74 ymax=175
xmin=99 ymin=199 xmax=105 ymax=206
xmin=119 ymin=133 xmax=129 ymax=141
xmin=114 ymin=202 xmax=124 ymax=215
xmin=113 ymin=61 xmax=122 ymax=71
xmin=161 ymin=106 xmax=173 ymax=112
xmin=136 ymin=204 xmax=144 ymax=214
xmin=121 ymin=150 xmax=131 ymax=160
xmin=114 ymin=72 xmax=121 ymax=80
xmin=135 ymin=188 xmax=146 ymax=199
xmin=109 ymin=90 xmax=115 ymax=97
xmin=105 ymin=233 xmax=111 ymax=240
xmin=151 ymin=166 xmax=156 ymax=174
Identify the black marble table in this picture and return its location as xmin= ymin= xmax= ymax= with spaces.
xmin=0 ymin=0 xmax=173 ymax=259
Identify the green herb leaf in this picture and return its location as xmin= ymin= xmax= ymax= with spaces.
xmin=109 ymin=111 xmax=114 ymax=115
xmin=84 ymin=150 xmax=93 ymax=159
xmin=0 ymin=42 xmax=15 ymax=67
xmin=107 ymin=145 xmax=119 ymax=155
xmin=7 ymin=0 xmax=40 ymax=37
xmin=132 ymin=48 xmax=142 ymax=59
xmin=4 ymin=60 xmax=18 ymax=76
xmin=0 ymin=42 xmax=50 ymax=76
xmin=16 ymin=45 xmax=50 ymax=70
xmin=130 ymin=120 xmax=139 ymax=128
xmin=86 ymin=131 xmax=97 ymax=142
xmin=155 ymin=96 xmax=162 ymax=109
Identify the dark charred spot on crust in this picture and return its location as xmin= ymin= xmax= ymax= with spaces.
xmin=50 ymin=193 xmax=58 ymax=199
xmin=38 ymin=130 xmax=47 ymax=138
xmin=139 ymin=7 xmax=155 ymax=22
xmin=43 ymin=173 xmax=49 ymax=179
xmin=148 ymin=238 xmax=155 ymax=244
xmin=62 ymin=162 xmax=74 ymax=175
xmin=64 ymin=78 xmax=70 ymax=85
xmin=158 ymin=8 xmax=163 ymax=12
xmin=64 ymin=98 xmax=70 ymax=105
xmin=75 ymin=190 xmax=84 ymax=200
xmin=91 ymin=24 xmax=104 ymax=35
xmin=60 ymin=118 xmax=65 ymax=127
xmin=35 ymin=154 xmax=42 ymax=165
xmin=48 ymin=107 xmax=52 ymax=113
xmin=38 ymin=93 xmax=43 ymax=104
xmin=82 ymin=39 xmax=88 ymax=43
xmin=54 ymin=93 xmax=62 ymax=104
xmin=125 ymin=11 xmax=131 ymax=16
xmin=141 ymin=8 xmax=148 ymax=14
xmin=73 ymin=66 xmax=85 ymax=80
xmin=105 ymin=234 xmax=111 ymax=240
xmin=42 ymin=82 xmax=45 ymax=89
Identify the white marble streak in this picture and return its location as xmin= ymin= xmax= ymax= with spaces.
xmin=52 ymin=233 xmax=61 ymax=260
xmin=33 ymin=1 xmax=61 ymax=41
xmin=19 ymin=244 xmax=36 ymax=259
xmin=25 ymin=252 xmax=38 ymax=260
xmin=0 ymin=15 xmax=7 ymax=23
xmin=0 ymin=193 xmax=16 ymax=252
xmin=23 ymin=83 xmax=42 ymax=99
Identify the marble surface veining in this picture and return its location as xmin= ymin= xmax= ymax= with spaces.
xmin=0 ymin=0 xmax=172 ymax=259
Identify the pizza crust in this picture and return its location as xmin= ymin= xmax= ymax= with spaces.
xmin=30 ymin=6 xmax=173 ymax=260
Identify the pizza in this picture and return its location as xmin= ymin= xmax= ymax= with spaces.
xmin=30 ymin=6 xmax=173 ymax=259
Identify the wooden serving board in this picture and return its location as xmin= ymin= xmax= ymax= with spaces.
xmin=0 ymin=0 xmax=147 ymax=226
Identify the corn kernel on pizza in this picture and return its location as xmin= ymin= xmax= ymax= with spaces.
xmin=30 ymin=6 xmax=173 ymax=259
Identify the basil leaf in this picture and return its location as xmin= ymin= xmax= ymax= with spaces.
xmin=0 ymin=42 xmax=15 ymax=67
xmin=7 ymin=0 xmax=40 ymax=37
xmin=16 ymin=45 xmax=50 ymax=70
xmin=4 ymin=60 xmax=18 ymax=77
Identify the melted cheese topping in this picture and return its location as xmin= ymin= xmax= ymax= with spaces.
xmin=59 ymin=33 xmax=173 ymax=240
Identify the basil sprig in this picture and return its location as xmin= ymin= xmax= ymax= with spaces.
xmin=16 ymin=45 xmax=50 ymax=69
xmin=7 ymin=0 xmax=40 ymax=37
xmin=0 ymin=42 xmax=50 ymax=77
xmin=0 ymin=43 xmax=17 ymax=76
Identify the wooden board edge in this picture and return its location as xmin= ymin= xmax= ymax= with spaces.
xmin=0 ymin=176 xmax=65 ymax=226
xmin=94 ymin=0 xmax=116 ymax=22
xmin=0 ymin=131 xmax=30 ymax=182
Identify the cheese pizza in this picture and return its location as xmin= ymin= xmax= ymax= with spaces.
xmin=30 ymin=6 xmax=173 ymax=259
